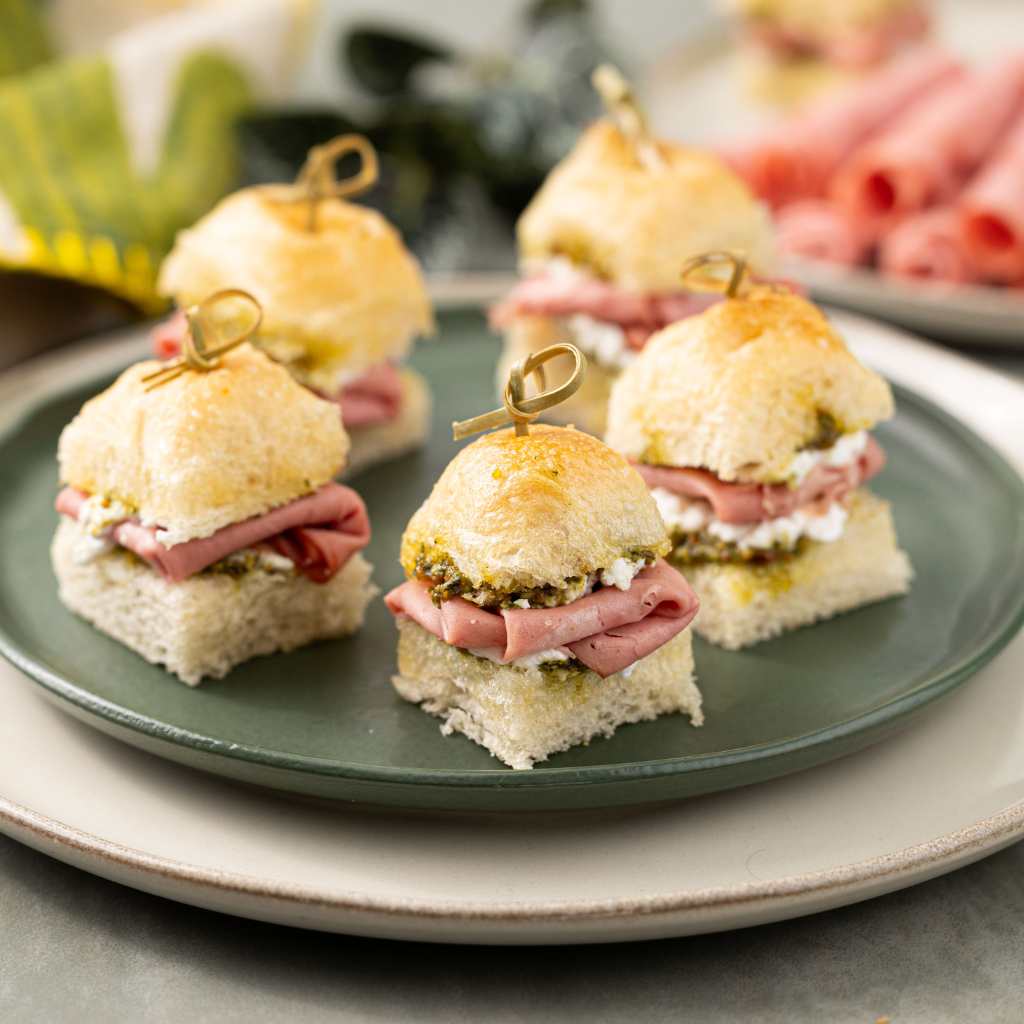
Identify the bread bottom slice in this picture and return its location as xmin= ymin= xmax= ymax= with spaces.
xmin=392 ymin=618 xmax=702 ymax=770
xmin=682 ymin=489 xmax=913 ymax=651
xmin=344 ymin=366 xmax=431 ymax=477
xmin=498 ymin=315 xmax=618 ymax=436
xmin=52 ymin=518 xmax=377 ymax=686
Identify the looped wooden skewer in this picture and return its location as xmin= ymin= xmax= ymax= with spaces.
xmin=680 ymin=251 xmax=750 ymax=299
xmin=277 ymin=134 xmax=379 ymax=232
xmin=142 ymin=289 xmax=263 ymax=392
xmin=452 ymin=343 xmax=587 ymax=441
xmin=591 ymin=64 xmax=663 ymax=170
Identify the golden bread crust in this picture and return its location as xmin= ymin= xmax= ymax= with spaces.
xmin=605 ymin=289 xmax=894 ymax=482
xmin=517 ymin=120 xmax=775 ymax=291
xmin=400 ymin=424 xmax=669 ymax=590
xmin=158 ymin=186 xmax=434 ymax=385
xmin=57 ymin=344 xmax=348 ymax=545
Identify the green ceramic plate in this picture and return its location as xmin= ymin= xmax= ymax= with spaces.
xmin=1 ymin=310 xmax=1022 ymax=811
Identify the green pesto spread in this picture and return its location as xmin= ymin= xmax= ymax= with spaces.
xmin=413 ymin=546 xmax=661 ymax=610
xmin=667 ymin=530 xmax=810 ymax=567
xmin=802 ymin=410 xmax=843 ymax=452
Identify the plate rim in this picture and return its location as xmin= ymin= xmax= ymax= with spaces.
xmin=785 ymin=256 xmax=1024 ymax=316
xmin=1 ymin=362 xmax=1023 ymax=793
xmin=1 ymin=790 xmax=1022 ymax=920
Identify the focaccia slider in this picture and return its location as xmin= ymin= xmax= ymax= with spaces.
xmin=491 ymin=74 xmax=776 ymax=437
xmin=52 ymin=336 xmax=376 ymax=685
xmin=385 ymin=421 xmax=703 ymax=770
xmin=156 ymin=136 xmax=434 ymax=474
xmin=606 ymin=276 xmax=911 ymax=649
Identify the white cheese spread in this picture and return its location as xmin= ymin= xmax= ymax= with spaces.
xmin=468 ymin=647 xmax=572 ymax=670
xmin=599 ymin=557 xmax=647 ymax=591
xmin=70 ymin=495 xmax=135 ymax=564
xmin=786 ymin=430 xmax=868 ymax=485
xmin=566 ymin=314 xmax=636 ymax=371
xmin=76 ymin=494 xmax=134 ymax=537
xmin=652 ymin=486 xmax=848 ymax=552
xmin=217 ymin=548 xmax=297 ymax=574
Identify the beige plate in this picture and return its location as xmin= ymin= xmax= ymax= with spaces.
xmin=0 ymin=312 xmax=1021 ymax=944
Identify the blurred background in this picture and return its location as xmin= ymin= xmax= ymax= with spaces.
xmin=0 ymin=0 xmax=1021 ymax=367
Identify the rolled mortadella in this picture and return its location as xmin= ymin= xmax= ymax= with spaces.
xmin=775 ymin=199 xmax=876 ymax=265
xmin=878 ymin=207 xmax=977 ymax=283
xmin=960 ymin=111 xmax=1024 ymax=283
xmin=723 ymin=47 xmax=961 ymax=207
xmin=831 ymin=56 xmax=1024 ymax=232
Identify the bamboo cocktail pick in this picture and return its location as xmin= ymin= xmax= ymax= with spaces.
xmin=679 ymin=251 xmax=752 ymax=299
xmin=142 ymin=288 xmax=263 ymax=391
xmin=591 ymin=63 xmax=664 ymax=171
xmin=452 ymin=343 xmax=587 ymax=440
xmin=271 ymin=133 xmax=379 ymax=232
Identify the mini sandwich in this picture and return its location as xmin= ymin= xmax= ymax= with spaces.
xmin=51 ymin=304 xmax=376 ymax=685
xmin=606 ymin=269 xmax=912 ymax=650
xmin=384 ymin=349 xmax=702 ymax=769
xmin=155 ymin=136 xmax=434 ymax=476
xmin=726 ymin=0 xmax=931 ymax=108
xmin=491 ymin=69 xmax=774 ymax=436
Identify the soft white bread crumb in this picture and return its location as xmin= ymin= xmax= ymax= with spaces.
xmin=605 ymin=289 xmax=894 ymax=483
xmin=52 ymin=518 xmax=377 ymax=686
xmin=391 ymin=618 xmax=701 ymax=770
xmin=57 ymin=344 xmax=348 ymax=546
xmin=497 ymin=314 xmax=616 ymax=436
xmin=684 ymin=489 xmax=912 ymax=650
xmin=344 ymin=367 xmax=432 ymax=478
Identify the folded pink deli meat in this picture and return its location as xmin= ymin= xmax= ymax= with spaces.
xmin=56 ymin=483 xmax=370 ymax=583
xmin=961 ymin=109 xmax=1024 ymax=283
xmin=831 ymin=55 xmax=1024 ymax=232
xmin=724 ymin=47 xmax=960 ymax=208
xmin=385 ymin=560 xmax=699 ymax=679
xmin=633 ymin=436 xmax=885 ymax=525
xmin=731 ymin=47 xmax=1024 ymax=287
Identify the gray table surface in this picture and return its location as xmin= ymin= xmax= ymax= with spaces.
xmin=2 ymin=342 xmax=1022 ymax=1024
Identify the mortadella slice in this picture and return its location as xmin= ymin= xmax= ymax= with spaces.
xmin=879 ymin=206 xmax=977 ymax=283
xmin=960 ymin=109 xmax=1024 ymax=283
xmin=776 ymin=199 xmax=876 ymax=265
xmin=501 ymin=561 xmax=696 ymax=661
xmin=326 ymin=363 xmax=404 ymax=428
xmin=489 ymin=273 xmax=717 ymax=333
xmin=634 ymin=436 xmax=885 ymax=524
xmin=382 ymin=580 xmax=508 ymax=651
xmin=831 ymin=57 xmax=1024 ymax=232
xmin=384 ymin=560 xmax=698 ymax=678
xmin=56 ymin=483 xmax=370 ymax=583
xmin=723 ymin=47 xmax=961 ymax=207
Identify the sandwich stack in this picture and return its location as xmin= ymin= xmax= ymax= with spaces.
xmin=155 ymin=135 xmax=435 ymax=475
xmin=606 ymin=256 xmax=912 ymax=649
xmin=52 ymin=293 xmax=377 ymax=685
xmin=384 ymin=345 xmax=703 ymax=768
xmin=491 ymin=66 xmax=775 ymax=435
